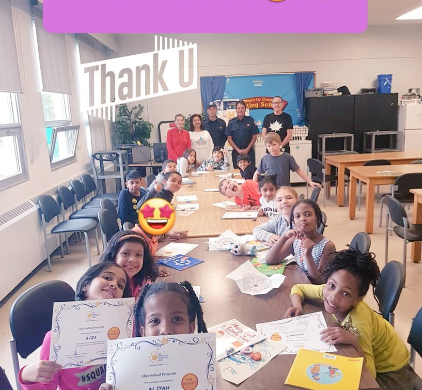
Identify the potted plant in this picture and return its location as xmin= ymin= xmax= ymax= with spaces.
xmin=114 ymin=103 xmax=153 ymax=146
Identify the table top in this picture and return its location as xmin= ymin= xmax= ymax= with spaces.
xmin=157 ymin=237 xmax=378 ymax=389
xmin=348 ymin=164 xmax=422 ymax=180
xmin=364 ymin=131 xmax=399 ymax=136
xmin=325 ymin=151 xmax=422 ymax=165
xmin=410 ymin=189 xmax=422 ymax=196
xmin=172 ymin=171 xmax=265 ymax=237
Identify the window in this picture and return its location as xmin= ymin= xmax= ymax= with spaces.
xmin=0 ymin=92 xmax=27 ymax=190
xmin=48 ymin=125 xmax=80 ymax=164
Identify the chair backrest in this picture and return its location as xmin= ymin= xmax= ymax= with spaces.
xmin=395 ymin=173 xmax=422 ymax=195
xmin=310 ymin=186 xmax=321 ymax=202
xmin=146 ymin=173 xmax=156 ymax=187
xmin=408 ymin=307 xmax=422 ymax=358
xmin=375 ymin=261 xmax=405 ymax=322
xmin=349 ymin=232 xmax=371 ymax=253
xmin=384 ymin=195 xmax=407 ymax=227
xmin=70 ymin=179 xmax=87 ymax=201
xmin=9 ymin=280 xmax=75 ymax=358
xmin=363 ymin=159 xmax=391 ymax=167
xmin=57 ymin=186 xmax=76 ymax=211
xmin=410 ymin=159 xmax=422 ymax=164
xmin=80 ymin=174 xmax=97 ymax=195
xmin=98 ymin=209 xmax=119 ymax=243
xmin=0 ymin=366 xmax=13 ymax=390
xmin=307 ymin=158 xmax=324 ymax=176
xmin=100 ymin=198 xmax=118 ymax=220
xmin=38 ymin=195 xmax=61 ymax=223
xmin=317 ymin=212 xmax=327 ymax=234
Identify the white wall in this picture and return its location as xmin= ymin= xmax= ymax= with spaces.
xmin=115 ymin=27 xmax=422 ymax=142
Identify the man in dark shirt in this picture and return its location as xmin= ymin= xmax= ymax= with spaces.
xmin=225 ymin=100 xmax=258 ymax=169
xmin=203 ymin=102 xmax=227 ymax=148
xmin=262 ymin=96 xmax=293 ymax=154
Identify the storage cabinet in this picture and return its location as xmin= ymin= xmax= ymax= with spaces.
xmin=305 ymin=94 xmax=398 ymax=158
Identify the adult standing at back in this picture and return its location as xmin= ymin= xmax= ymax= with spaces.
xmin=189 ymin=114 xmax=214 ymax=164
xmin=225 ymin=100 xmax=258 ymax=169
xmin=203 ymin=102 xmax=227 ymax=149
xmin=166 ymin=114 xmax=191 ymax=161
xmin=262 ymin=96 xmax=293 ymax=154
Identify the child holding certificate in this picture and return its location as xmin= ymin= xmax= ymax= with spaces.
xmin=19 ymin=262 xmax=131 ymax=390
xmin=134 ymin=281 xmax=207 ymax=336
xmin=285 ymin=249 xmax=419 ymax=390
xmin=100 ymin=231 xmax=159 ymax=298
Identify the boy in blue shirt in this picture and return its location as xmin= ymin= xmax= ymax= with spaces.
xmin=118 ymin=170 xmax=145 ymax=225
xmin=237 ymin=153 xmax=256 ymax=180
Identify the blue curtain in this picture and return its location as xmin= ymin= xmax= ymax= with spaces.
xmin=200 ymin=76 xmax=225 ymax=113
xmin=294 ymin=73 xmax=314 ymax=125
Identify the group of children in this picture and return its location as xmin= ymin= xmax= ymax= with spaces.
xmin=28 ymin=131 xmax=418 ymax=389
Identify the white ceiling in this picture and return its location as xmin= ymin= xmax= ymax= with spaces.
xmin=369 ymin=0 xmax=422 ymax=25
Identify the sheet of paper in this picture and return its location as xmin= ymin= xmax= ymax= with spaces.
xmin=221 ymin=211 xmax=258 ymax=219
xmin=191 ymin=170 xmax=210 ymax=175
xmin=176 ymin=195 xmax=198 ymax=202
xmin=203 ymin=188 xmax=220 ymax=192
xmin=155 ymin=242 xmax=198 ymax=257
xmin=226 ymin=260 xmax=285 ymax=295
xmin=176 ymin=210 xmax=196 ymax=217
xmin=211 ymin=200 xmax=237 ymax=209
xmin=192 ymin=285 xmax=205 ymax=302
xmin=256 ymin=312 xmax=337 ymax=355
xmin=50 ymin=298 xmax=135 ymax=368
xmin=106 ymin=333 xmax=217 ymax=389
xmin=182 ymin=178 xmax=196 ymax=184
xmin=176 ymin=203 xmax=200 ymax=211
xmin=209 ymin=319 xmax=266 ymax=361
xmin=219 ymin=338 xmax=287 ymax=385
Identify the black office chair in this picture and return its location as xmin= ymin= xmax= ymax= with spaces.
xmin=80 ymin=173 xmax=119 ymax=201
xmin=9 ymin=281 xmax=75 ymax=390
xmin=146 ymin=173 xmax=156 ymax=188
xmin=409 ymin=308 xmax=422 ymax=372
xmin=317 ymin=212 xmax=327 ymax=235
xmin=310 ymin=186 xmax=322 ymax=203
xmin=0 ymin=367 xmax=13 ymax=390
xmin=38 ymin=195 xmax=100 ymax=271
xmin=57 ymin=186 xmax=101 ymax=221
xmin=375 ymin=261 xmax=405 ymax=326
xmin=380 ymin=173 xmax=422 ymax=227
xmin=357 ymin=159 xmax=391 ymax=211
xmin=71 ymin=179 xmax=118 ymax=209
xmin=349 ymin=232 xmax=371 ymax=253
xmin=98 ymin=209 xmax=120 ymax=248
xmin=306 ymin=158 xmax=338 ymax=207
xmin=384 ymin=195 xmax=422 ymax=284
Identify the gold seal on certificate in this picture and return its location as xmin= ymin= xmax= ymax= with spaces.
xmin=181 ymin=373 xmax=199 ymax=390
xmin=107 ymin=327 xmax=120 ymax=340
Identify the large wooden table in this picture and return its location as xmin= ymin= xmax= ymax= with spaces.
xmin=410 ymin=189 xmax=422 ymax=262
xmin=172 ymin=171 xmax=266 ymax=237
xmin=158 ymin=237 xmax=379 ymax=389
xmin=325 ymin=152 xmax=422 ymax=206
xmin=348 ymin=164 xmax=422 ymax=233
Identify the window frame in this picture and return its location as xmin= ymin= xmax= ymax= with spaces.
xmin=48 ymin=124 xmax=80 ymax=170
xmin=0 ymin=93 xmax=27 ymax=191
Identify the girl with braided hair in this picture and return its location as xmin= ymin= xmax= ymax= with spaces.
xmin=285 ymin=248 xmax=418 ymax=389
xmin=134 ymin=281 xmax=207 ymax=336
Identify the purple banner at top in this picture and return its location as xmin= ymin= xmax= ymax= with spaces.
xmin=44 ymin=0 xmax=367 ymax=34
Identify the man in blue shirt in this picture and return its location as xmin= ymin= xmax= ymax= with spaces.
xmin=225 ymin=100 xmax=258 ymax=169
xmin=203 ymin=102 xmax=227 ymax=148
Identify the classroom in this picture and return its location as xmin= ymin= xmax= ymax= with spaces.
xmin=1 ymin=0 xmax=422 ymax=388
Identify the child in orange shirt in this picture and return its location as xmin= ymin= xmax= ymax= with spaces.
xmin=218 ymin=178 xmax=261 ymax=207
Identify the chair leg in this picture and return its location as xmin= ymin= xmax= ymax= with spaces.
xmin=389 ymin=312 xmax=395 ymax=327
xmin=379 ymin=197 xmax=384 ymax=227
xmin=83 ymin=232 xmax=92 ymax=268
xmin=403 ymin=239 xmax=407 ymax=287
xmin=385 ymin=213 xmax=390 ymax=266
xmin=10 ymin=340 xmax=22 ymax=390
xmin=94 ymin=228 xmax=100 ymax=255
xmin=41 ymin=223 xmax=52 ymax=272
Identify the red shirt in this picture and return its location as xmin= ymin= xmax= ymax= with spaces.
xmin=234 ymin=180 xmax=261 ymax=206
xmin=166 ymin=128 xmax=191 ymax=161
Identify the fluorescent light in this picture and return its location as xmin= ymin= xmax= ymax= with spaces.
xmin=396 ymin=6 xmax=422 ymax=20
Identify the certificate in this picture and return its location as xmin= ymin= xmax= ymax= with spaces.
xmin=50 ymin=298 xmax=135 ymax=368
xmin=106 ymin=333 xmax=217 ymax=389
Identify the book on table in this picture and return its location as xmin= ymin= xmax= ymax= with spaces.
xmin=157 ymin=254 xmax=204 ymax=271
xmin=285 ymin=348 xmax=363 ymax=390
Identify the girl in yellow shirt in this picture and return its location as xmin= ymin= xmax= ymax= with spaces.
xmin=286 ymin=249 xmax=419 ymax=389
